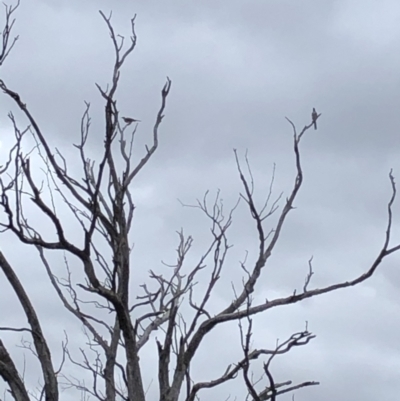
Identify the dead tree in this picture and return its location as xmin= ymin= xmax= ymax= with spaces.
xmin=0 ymin=3 xmax=398 ymax=401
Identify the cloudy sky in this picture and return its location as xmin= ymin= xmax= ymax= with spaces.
xmin=1 ymin=0 xmax=400 ymax=400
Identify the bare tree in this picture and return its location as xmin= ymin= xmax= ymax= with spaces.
xmin=0 ymin=3 xmax=398 ymax=401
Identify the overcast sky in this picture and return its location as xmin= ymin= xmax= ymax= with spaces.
xmin=1 ymin=0 xmax=400 ymax=400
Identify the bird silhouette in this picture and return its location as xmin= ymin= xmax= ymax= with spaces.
xmin=122 ymin=117 xmax=141 ymax=125
xmin=311 ymin=108 xmax=318 ymax=130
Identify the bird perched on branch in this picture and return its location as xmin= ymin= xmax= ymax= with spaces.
xmin=122 ymin=116 xmax=141 ymax=125
xmin=311 ymin=108 xmax=318 ymax=130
